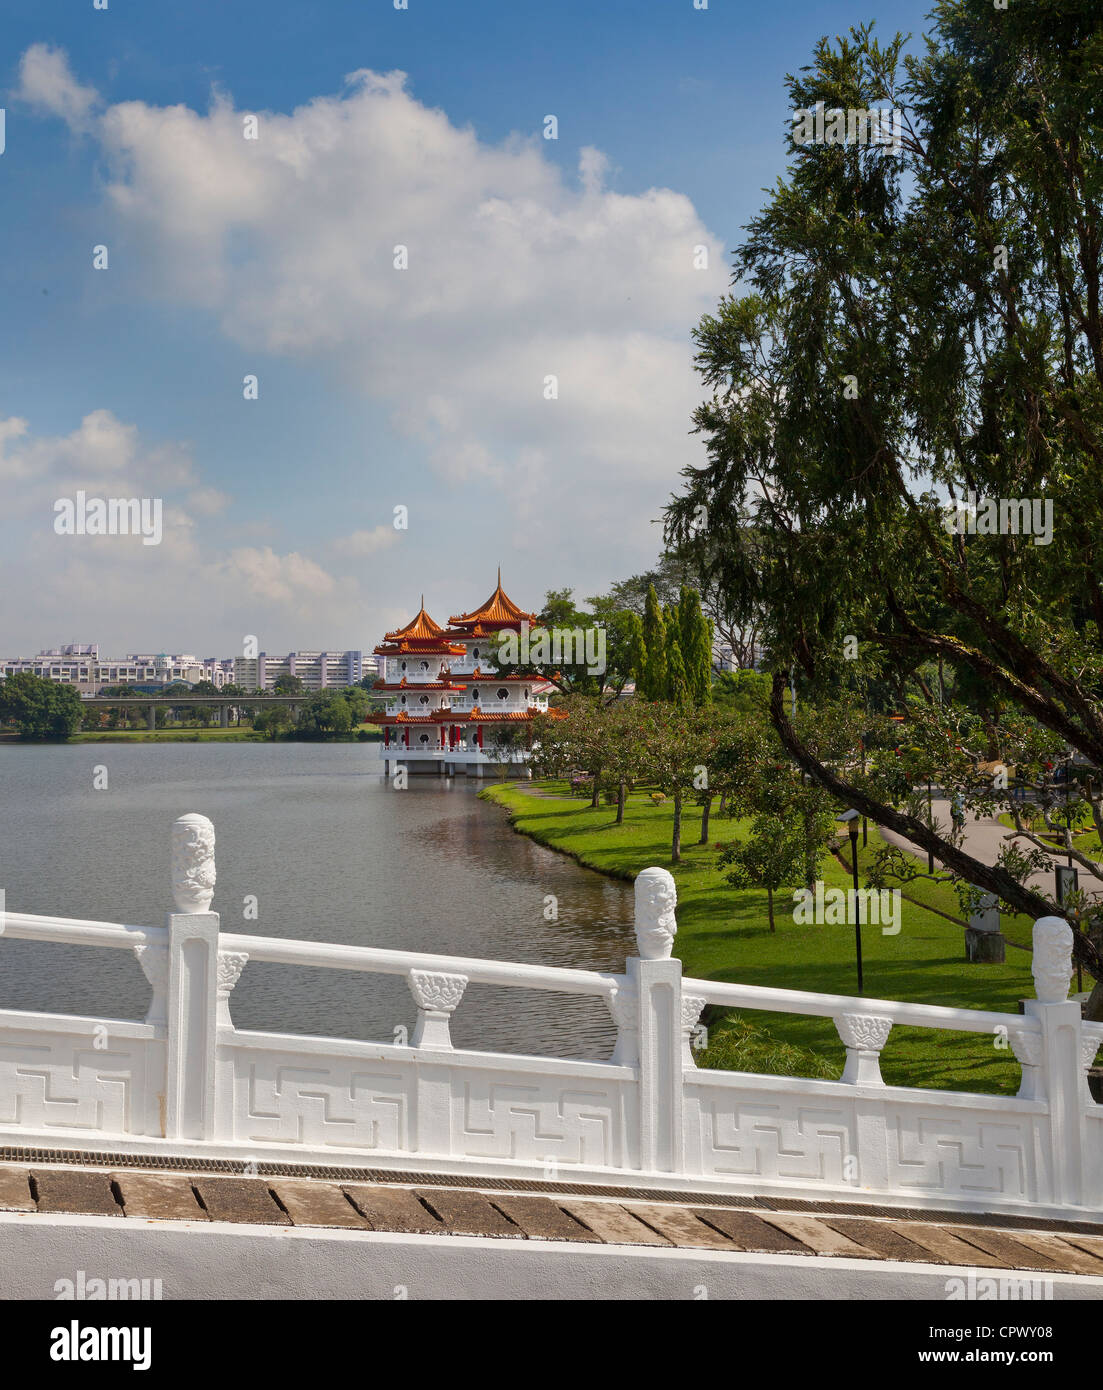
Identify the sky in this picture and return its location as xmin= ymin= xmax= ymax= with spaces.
xmin=0 ymin=0 xmax=932 ymax=659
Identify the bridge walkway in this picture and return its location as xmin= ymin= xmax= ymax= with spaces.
xmin=4 ymin=1158 xmax=1103 ymax=1279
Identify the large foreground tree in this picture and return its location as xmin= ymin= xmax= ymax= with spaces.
xmin=666 ymin=3 xmax=1103 ymax=980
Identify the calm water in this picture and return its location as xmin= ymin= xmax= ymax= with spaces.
xmin=0 ymin=743 xmax=634 ymax=1059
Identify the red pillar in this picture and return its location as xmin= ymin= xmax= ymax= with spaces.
xmin=477 ymin=725 xmax=483 ymax=749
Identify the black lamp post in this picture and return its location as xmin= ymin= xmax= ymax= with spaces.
xmin=838 ymin=809 xmax=864 ymax=994
xmin=926 ymin=779 xmax=935 ymax=873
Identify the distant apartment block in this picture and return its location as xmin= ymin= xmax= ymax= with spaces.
xmin=2 ymin=645 xmax=363 ymax=694
xmin=232 ymin=650 xmax=364 ymax=692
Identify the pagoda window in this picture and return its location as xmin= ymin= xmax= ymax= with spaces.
xmin=419 ymin=695 xmax=429 ymax=705
xmin=497 ymin=688 xmax=509 ymax=701
xmin=472 ymin=688 xmax=480 ymax=700
xmin=419 ymin=734 xmax=430 ymax=745
xmin=473 ymin=648 xmax=479 ymax=659
xmin=400 ymin=696 xmax=406 ymax=705
xmin=420 ymin=661 xmax=429 ymax=672
xmin=401 ymin=661 xmax=407 ymax=673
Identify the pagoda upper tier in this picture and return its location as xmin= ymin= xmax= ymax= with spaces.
xmin=447 ymin=568 xmax=538 ymax=635
xmin=373 ymin=600 xmax=467 ymax=658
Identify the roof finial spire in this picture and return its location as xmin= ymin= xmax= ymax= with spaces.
xmin=497 ymin=565 xmax=501 ymax=587
xmin=420 ymin=593 xmax=424 ymax=610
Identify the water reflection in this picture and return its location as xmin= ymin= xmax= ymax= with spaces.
xmin=0 ymin=744 xmax=635 ymax=1059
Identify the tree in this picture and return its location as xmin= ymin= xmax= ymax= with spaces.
xmin=637 ymin=704 xmax=722 ymax=862
xmin=640 ymin=585 xmax=667 ymax=700
xmin=666 ymin=6 xmax=1103 ymax=988
xmin=531 ymin=695 xmax=611 ymax=807
xmin=719 ymin=814 xmax=808 ymax=933
xmin=253 ymin=705 xmax=293 ymax=739
xmin=0 ymin=673 xmax=84 ymax=739
xmin=678 ymin=586 xmax=713 ymax=705
xmin=664 ymin=626 xmax=690 ymax=707
xmin=273 ymin=674 xmax=304 ymax=695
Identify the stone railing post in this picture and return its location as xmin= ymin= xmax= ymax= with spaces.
xmin=408 ymin=970 xmax=468 ymax=1049
xmin=164 ymin=813 xmax=220 ymax=1142
xmin=1024 ymin=916 xmax=1084 ymax=1207
xmin=835 ymin=1013 xmax=893 ymax=1085
xmin=629 ymin=867 xmax=684 ymax=1175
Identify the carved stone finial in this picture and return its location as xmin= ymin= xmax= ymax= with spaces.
xmin=634 ymin=867 xmax=678 ymax=960
xmin=171 ymin=813 xmax=216 ymax=914
xmin=1032 ymin=916 xmax=1074 ymax=1003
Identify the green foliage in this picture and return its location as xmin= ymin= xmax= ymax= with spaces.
xmin=664 ymin=627 xmax=690 ymax=706
xmin=678 ymin=585 xmax=713 ymax=706
xmin=252 ymin=705 xmax=293 ymax=739
xmin=641 ymin=585 xmax=667 ymax=701
xmin=0 ymin=673 xmax=84 ymax=739
xmin=698 ymin=1015 xmax=837 ymax=1080
xmin=664 ymin=6 xmax=1103 ymax=946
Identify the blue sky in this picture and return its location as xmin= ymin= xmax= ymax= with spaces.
xmin=0 ymin=0 xmax=932 ymax=657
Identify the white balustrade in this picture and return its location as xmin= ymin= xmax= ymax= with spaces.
xmin=0 ymin=814 xmax=1099 ymax=1219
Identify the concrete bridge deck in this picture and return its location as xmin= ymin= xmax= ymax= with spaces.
xmin=4 ymin=1157 xmax=1103 ymax=1298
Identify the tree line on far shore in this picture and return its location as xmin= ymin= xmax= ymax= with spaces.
xmin=0 ymin=671 xmax=379 ymax=741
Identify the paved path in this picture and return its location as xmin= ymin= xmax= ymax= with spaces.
xmin=5 ymin=1161 xmax=1103 ymax=1280
xmin=880 ymin=798 xmax=1103 ymax=896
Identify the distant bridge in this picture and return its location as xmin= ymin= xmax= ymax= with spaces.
xmin=82 ymin=694 xmax=309 ymax=729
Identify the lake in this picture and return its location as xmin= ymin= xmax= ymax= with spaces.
xmin=0 ymin=743 xmax=635 ymax=1060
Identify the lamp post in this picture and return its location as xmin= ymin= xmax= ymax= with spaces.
xmin=837 ymin=809 xmax=864 ymax=995
xmin=926 ymin=779 xmax=934 ymax=873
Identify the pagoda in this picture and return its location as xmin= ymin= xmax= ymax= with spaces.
xmin=371 ymin=572 xmax=562 ymax=776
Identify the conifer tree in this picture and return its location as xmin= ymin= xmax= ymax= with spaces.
xmin=665 ymin=628 xmax=690 ymax=707
xmin=640 ymin=584 xmax=666 ymax=700
xmin=678 ymin=586 xmax=713 ymax=706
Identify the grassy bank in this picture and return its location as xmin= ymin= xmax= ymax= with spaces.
xmin=70 ymin=728 xmax=262 ymax=742
xmin=481 ymin=782 xmax=1046 ymax=1094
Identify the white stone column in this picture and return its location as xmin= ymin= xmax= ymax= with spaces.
xmin=134 ymin=941 xmax=169 ymax=1027
xmin=1025 ymin=916 xmax=1084 ymax=1208
xmin=680 ymin=995 xmax=706 ymax=1069
xmin=164 ymin=814 xmax=220 ymax=1142
xmin=630 ymin=867 xmax=684 ymax=1175
xmin=217 ymin=952 xmax=249 ymax=1028
xmin=408 ymin=970 xmax=468 ymax=1050
xmin=835 ymin=1013 xmax=892 ymax=1085
xmin=606 ymin=982 xmax=639 ymax=1066
xmin=1009 ymin=1026 xmax=1044 ymax=1101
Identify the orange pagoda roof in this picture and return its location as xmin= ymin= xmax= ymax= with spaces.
xmin=448 ymin=570 xmax=538 ymax=632
xmin=369 ymin=707 xmax=566 ymax=725
xmin=374 ymin=598 xmax=467 ymax=656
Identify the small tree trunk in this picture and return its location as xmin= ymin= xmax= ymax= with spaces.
xmin=767 ymin=885 xmax=776 ymax=932
xmin=718 ymin=791 xmax=727 ymax=817
xmin=672 ymin=788 xmax=682 ymax=863
xmin=699 ymin=792 xmax=713 ymax=845
xmin=591 ymin=778 xmax=600 ymax=809
xmin=616 ymin=779 xmax=625 ymax=824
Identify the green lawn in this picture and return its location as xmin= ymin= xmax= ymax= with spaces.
xmin=996 ymin=809 xmax=1101 ymax=856
xmin=481 ymin=782 xmax=1050 ymax=1095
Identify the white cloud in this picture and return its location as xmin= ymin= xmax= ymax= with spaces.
xmin=333 ymin=525 xmax=400 ymax=557
xmin=217 ymin=546 xmax=336 ymax=604
xmin=0 ymin=411 xmax=362 ymax=653
xmin=13 ymin=43 xmax=100 ymax=130
xmin=25 ymin=50 xmax=725 ymax=575
xmin=187 ymin=486 xmax=231 ymax=516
